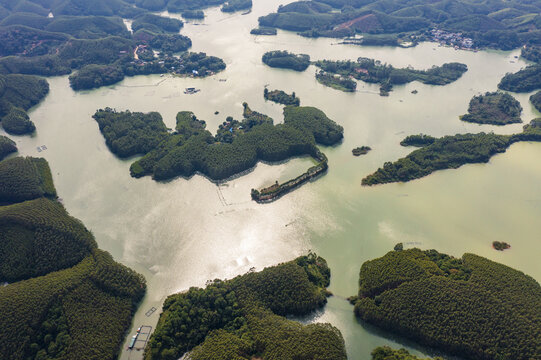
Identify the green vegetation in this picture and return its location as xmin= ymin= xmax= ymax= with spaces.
xmin=0 ymin=73 xmax=49 ymax=116
xmin=0 ymin=156 xmax=56 ymax=204
xmin=352 ymin=146 xmax=371 ymax=156
xmin=258 ymin=0 xmax=541 ymax=50
xmin=400 ymin=134 xmax=435 ymax=147
xmin=264 ymin=88 xmax=300 ymax=106
xmin=352 ymin=248 xmax=541 ymax=360
xmin=2 ymin=106 xmax=35 ymax=134
xmin=93 ymin=108 xmax=169 ymax=158
xmin=371 ymin=346 xmax=442 ymax=360
xmin=0 ymin=135 xmax=16 ymax=160
xmin=262 ymin=50 xmax=310 ymax=71
xmin=250 ymin=27 xmax=277 ymax=35
xmin=493 ymin=241 xmax=510 ymax=251
xmin=221 ymin=0 xmax=252 ymax=13
xmin=531 ymin=91 xmax=541 ymax=112
xmin=132 ymin=13 xmax=183 ymax=34
xmin=498 ymin=64 xmax=541 ymax=93
xmin=144 ymin=253 xmax=347 ymax=360
xmin=69 ymin=64 xmax=125 ymax=90
xmin=0 ymin=155 xmax=146 ymax=360
xmin=181 ymin=10 xmax=205 ymax=19
xmin=363 ymin=119 xmax=541 ymax=185
xmin=107 ymin=104 xmax=343 ymax=182
xmin=316 ymin=58 xmax=467 ymax=95
xmin=521 ymin=45 xmax=541 ymax=63
xmin=460 ymin=91 xmax=522 ymax=125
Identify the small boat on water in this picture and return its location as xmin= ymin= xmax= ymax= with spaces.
xmin=184 ymin=87 xmax=200 ymax=94
xmin=128 ymin=334 xmax=138 ymax=349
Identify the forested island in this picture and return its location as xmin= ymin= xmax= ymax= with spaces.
xmin=0 ymin=1 xmax=226 ymax=91
xmin=493 ymin=241 xmax=511 ymax=251
xmin=530 ymin=91 xmax=541 ymax=112
xmin=0 ymin=135 xmax=17 ymax=160
xmin=264 ymin=88 xmax=300 ymax=106
xmin=460 ymin=91 xmax=522 ymax=125
xmin=362 ymin=118 xmax=541 ymax=185
xmin=498 ymin=64 xmax=541 ymax=93
xmin=0 ymin=74 xmax=49 ymax=135
xmin=144 ymin=253 xmax=347 ymax=360
xmin=258 ymin=0 xmax=541 ymax=50
xmin=400 ymin=134 xmax=435 ymax=147
xmin=352 ymin=146 xmax=371 ymax=156
xmin=351 ymin=247 xmax=541 ymax=360
xmin=262 ymin=50 xmax=311 ymax=71
xmin=251 ymin=27 xmax=277 ymax=36
xmin=315 ymin=58 xmax=467 ymax=95
xmin=0 ymin=156 xmax=146 ymax=360
xmin=94 ymin=104 xmax=343 ymax=186
xmin=371 ymin=347 xmax=442 ymax=360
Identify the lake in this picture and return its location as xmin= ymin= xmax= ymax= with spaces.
xmin=4 ymin=0 xmax=540 ymax=358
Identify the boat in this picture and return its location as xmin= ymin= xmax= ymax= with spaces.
xmin=184 ymin=87 xmax=200 ymax=94
xmin=128 ymin=334 xmax=138 ymax=349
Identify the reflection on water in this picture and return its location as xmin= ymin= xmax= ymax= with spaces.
xmin=3 ymin=0 xmax=540 ymax=359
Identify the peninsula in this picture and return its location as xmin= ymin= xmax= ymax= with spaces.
xmin=144 ymin=253 xmax=346 ymax=360
xmin=352 ymin=247 xmax=541 ymax=360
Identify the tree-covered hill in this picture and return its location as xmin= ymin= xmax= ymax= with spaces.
xmin=362 ymin=118 xmax=541 ymax=185
xmin=144 ymin=253 xmax=347 ymax=360
xmin=93 ymin=104 xmax=343 ymax=182
xmin=0 ymin=135 xmax=16 ymax=160
xmin=352 ymin=248 xmax=541 ymax=360
xmin=262 ymin=50 xmax=310 ymax=71
xmin=498 ymin=64 xmax=541 ymax=93
xmin=0 ymin=156 xmax=146 ymax=360
xmin=0 ymin=156 xmax=56 ymax=204
xmin=258 ymin=0 xmax=541 ymax=50
xmin=371 ymin=346 xmax=443 ymax=360
xmin=460 ymin=91 xmax=522 ymax=125
xmin=531 ymin=91 xmax=541 ymax=113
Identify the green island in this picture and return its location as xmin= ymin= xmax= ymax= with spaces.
xmin=221 ymin=0 xmax=252 ymax=13
xmin=0 ymin=156 xmax=146 ymax=360
xmin=250 ymin=27 xmax=277 ymax=36
xmin=144 ymin=253 xmax=347 ymax=360
xmin=315 ymin=58 xmax=467 ymax=95
xmin=531 ymin=91 xmax=541 ymax=113
xmin=258 ymin=0 xmax=541 ymax=50
xmin=400 ymin=134 xmax=435 ymax=147
xmin=181 ymin=10 xmax=205 ymax=19
xmin=0 ymin=73 xmax=49 ymax=135
xmin=264 ymin=88 xmax=300 ymax=106
xmin=371 ymin=346 xmax=443 ymax=360
xmin=352 ymin=146 xmax=371 ymax=156
xmin=498 ymin=64 xmax=541 ymax=93
xmin=0 ymin=135 xmax=17 ymax=161
xmin=316 ymin=70 xmax=357 ymax=92
xmin=351 ymin=247 xmax=541 ymax=360
xmin=493 ymin=241 xmax=511 ymax=251
xmin=133 ymin=0 xmax=252 ymax=13
xmin=262 ymin=50 xmax=311 ymax=72
xmin=362 ymin=119 xmax=541 ymax=185
xmin=0 ymin=2 xmax=226 ymax=91
xmin=93 ymin=104 xmax=343 ymax=188
xmin=460 ymin=91 xmax=522 ymax=125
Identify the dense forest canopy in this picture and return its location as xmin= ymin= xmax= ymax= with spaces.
xmin=0 ymin=135 xmax=17 ymax=160
xmin=352 ymin=248 xmax=541 ymax=360
xmin=531 ymin=91 xmax=541 ymax=112
xmin=362 ymin=119 xmax=541 ymax=185
xmin=371 ymin=346 xmax=443 ymax=360
xmin=145 ymin=253 xmax=347 ymax=360
xmin=0 ymin=156 xmax=146 ymax=360
xmin=262 ymin=50 xmax=311 ymax=71
xmin=93 ymin=103 xmax=343 ymax=182
xmin=498 ymin=64 xmax=541 ymax=93
xmin=258 ymin=0 xmax=541 ymax=50
xmin=264 ymin=88 xmax=300 ymax=106
xmin=460 ymin=91 xmax=522 ymax=125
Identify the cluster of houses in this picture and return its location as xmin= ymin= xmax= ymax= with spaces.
xmin=430 ymin=29 xmax=475 ymax=49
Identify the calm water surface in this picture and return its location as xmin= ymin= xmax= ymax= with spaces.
xmin=4 ymin=1 xmax=541 ymax=359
